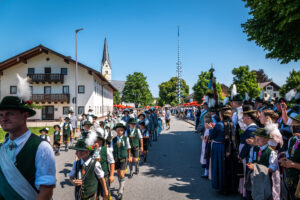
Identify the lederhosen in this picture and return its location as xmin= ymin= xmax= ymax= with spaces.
xmin=127 ymin=128 xmax=140 ymax=158
xmin=113 ymin=136 xmax=128 ymax=170
xmin=0 ymin=134 xmax=42 ymax=200
xmin=285 ymin=136 xmax=300 ymax=200
xmin=53 ymin=131 xmax=61 ymax=147
xmin=63 ymin=123 xmax=71 ymax=143
xmin=74 ymin=159 xmax=98 ymax=200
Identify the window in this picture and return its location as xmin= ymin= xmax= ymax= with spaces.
xmin=10 ymin=86 xmax=17 ymax=94
xmin=274 ymin=93 xmax=277 ymax=97
xmin=61 ymin=68 xmax=68 ymax=75
xmin=264 ymin=93 xmax=267 ymax=97
xmin=30 ymin=86 xmax=33 ymax=94
xmin=44 ymin=86 xmax=51 ymax=94
xmin=78 ymin=85 xmax=85 ymax=93
xmin=45 ymin=67 xmax=51 ymax=74
xmin=266 ymin=86 xmax=273 ymax=90
xmin=78 ymin=106 xmax=84 ymax=115
xmin=63 ymin=107 xmax=69 ymax=115
xmin=28 ymin=68 xmax=35 ymax=74
xmin=63 ymin=86 xmax=69 ymax=94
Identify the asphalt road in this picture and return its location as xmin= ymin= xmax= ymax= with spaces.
xmin=53 ymin=117 xmax=241 ymax=200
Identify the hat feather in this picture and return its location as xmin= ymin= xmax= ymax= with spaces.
xmin=265 ymin=122 xmax=283 ymax=147
xmin=17 ymin=74 xmax=31 ymax=102
xmin=85 ymin=129 xmax=98 ymax=146
xmin=285 ymin=89 xmax=297 ymax=102
xmin=208 ymin=98 xmax=216 ymax=108
xmin=231 ymin=84 xmax=237 ymax=100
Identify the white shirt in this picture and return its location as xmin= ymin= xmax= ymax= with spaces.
xmin=4 ymin=130 xmax=56 ymax=189
xmin=69 ymin=157 xmax=104 ymax=179
xmin=93 ymin=146 xmax=115 ymax=164
xmin=40 ymin=135 xmax=51 ymax=143
xmin=249 ymin=144 xmax=278 ymax=172
xmin=60 ymin=122 xmax=73 ymax=130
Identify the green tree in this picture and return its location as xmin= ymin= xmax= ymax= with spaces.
xmin=121 ymin=72 xmax=153 ymax=108
xmin=252 ymin=69 xmax=272 ymax=83
xmin=158 ymin=77 xmax=189 ymax=105
xmin=242 ymin=0 xmax=300 ymax=64
xmin=156 ymin=97 xmax=165 ymax=107
xmin=192 ymin=70 xmax=223 ymax=104
xmin=279 ymin=69 xmax=300 ymax=97
xmin=232 ymin=65 xmax=260 ymax=98
xmin=113 ymin=91 xmax=121 ymax=105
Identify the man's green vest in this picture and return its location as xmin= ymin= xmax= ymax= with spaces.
xmin=113 ymin=136 xmax=128 ymax=160
xmin=63 ymin=123 xmax=71 ymax=136
xmin=100 ymin=147 xmax=108 ymax=175
xmin=0 ymin=134 xmax=42 ymax=200
xmin=76 ymin=159 xmax=98 ymax=198
xmin=128 ymin=128 xmax=139 ymax=149
xmin=252 ymin=146 xmax=272 ymax=167
xmin=53 ymin=131 xmax=61 ymax=142
xmin=286 ymin=137 xmax=300 ymax=180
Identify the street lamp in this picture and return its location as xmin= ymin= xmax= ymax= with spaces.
xmin=75 ymin=28 xmax=83 ymax=117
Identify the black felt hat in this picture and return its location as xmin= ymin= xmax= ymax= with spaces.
xmin=83 ymin=121 xmax=93 ymax=126
xmin=232 ymin=94 xmax=243 ymax=102
xmin=243 ymin=105 xmax=256 ymax=114
xmin=252 ymin=128 xmax=272 ymax=139
xmin=70 ymin=139 xmax=92 ymax=151
xmin=39 ymin=128 xmax=49 ymax=133
xmin=128 ymin=118 xmax=137 ymax=124
xmin=64 ymin=117 xmax=70 ymax=121
xmin=113 ymin=123 xmax=127 ymax=130
xmin=0 ymin=96 xmax=36 ymax=117
xmin=53 ymin=125 xmax=61 ymax=130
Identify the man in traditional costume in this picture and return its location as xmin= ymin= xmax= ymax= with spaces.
xmin=0 ymin=74 xmax=56 ymax=199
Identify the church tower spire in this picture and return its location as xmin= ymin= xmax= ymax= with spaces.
xmin=101 ymin=37 xmax=111 ymax=80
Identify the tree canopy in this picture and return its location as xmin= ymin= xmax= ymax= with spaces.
xmin=192 ymin=70 xmax=223 ymax=104
xmin=279 ymin=69 xmax=300 ymax=97
xmin=113 ymin=91 xmax=121 ymax=105
xmin=232 ymin=65 xmax=260 ymax=98
xmin=242 ymin=0 xmax=300 ymax=64
xmin=121 ymin=72 xmax=153 ymax=108
xmin=158 ymin=77 xmax=189 ymax=105
xmin=252 ymin=69 xmax=272 ymax=83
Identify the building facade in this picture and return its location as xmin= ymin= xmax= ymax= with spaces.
xmin=259 ymin=82 xmax=281 ymax=99
xmin=0 ymin=45 xmax=117 ymax=120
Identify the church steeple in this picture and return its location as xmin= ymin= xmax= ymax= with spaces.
xmin=101 ymin=37 xmax=112 ymax=80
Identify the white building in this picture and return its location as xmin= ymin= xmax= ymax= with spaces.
xmin=259 ymin=82 xmax=281 ymax=99
xmin=0 ymin=44 xmax=117 ymax=120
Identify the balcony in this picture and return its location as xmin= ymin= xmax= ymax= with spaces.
xmin=31 ymin=94 xmax=70 ymax=104
xmin=27 ymin=73 xmax=64 ymax=83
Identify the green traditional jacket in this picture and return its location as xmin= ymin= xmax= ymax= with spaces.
xmin=0 ymin=134 xmax=42 ymax=200
xmin=113 ymin=136 xmax=128 ymax=160
xmin=63 ymin=123 xmax=71 ymax=136
xmin=127 ymin=128 xmax=140 ymax=149
xmin=75 ymin=159 xmax=98 ymax=198
xmin=252 ymin=146 xmax=273 ymax=168
xmin=100 ymin=147 xmax=109 ymax=175
xmin=53 ymin=131 xmax=61 ymax=142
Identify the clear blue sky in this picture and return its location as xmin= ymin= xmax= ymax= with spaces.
xmin=0 ymin=0 xmax=298 ymax=97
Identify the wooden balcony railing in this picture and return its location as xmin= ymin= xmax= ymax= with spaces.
xmin=27 ymin=73 xmax=64 ymax=83
xmin=31 ymin=94 xmax=70 ymax=103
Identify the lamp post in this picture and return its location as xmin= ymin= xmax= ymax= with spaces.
xmin=75 ymin=28 xmax=83 ymax=117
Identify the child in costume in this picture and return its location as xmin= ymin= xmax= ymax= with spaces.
xmin=61 ymin=117 xmax=73 ymax=152
xmin=126 ymin=118 xmax=143 ymax=178
xmin=139 ymin=121 xmax=149 ymax=162
xmin=69 ymin=139 xmax=108 ymax=200
xmin=53 ymin=125 xmax=62 ymax=155
xmin=82 ymin=121 xmax=93 ymax=140
xmin=39 ymin=128 xmax=51 ymax=143
xmin=93 ymin=130 xmax=115 ymax=200
xmin=112 ymin=122 xmax=131 ymax=200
